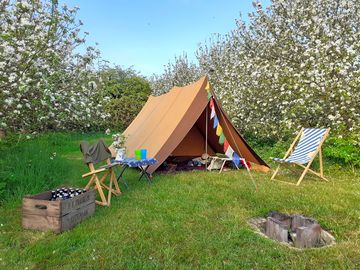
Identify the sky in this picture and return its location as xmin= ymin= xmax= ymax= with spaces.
xmin=60 ymin=0 xmax=271 ymax=77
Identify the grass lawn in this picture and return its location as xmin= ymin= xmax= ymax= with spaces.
xmin=0 ymin=133 xmax=359 ymax=269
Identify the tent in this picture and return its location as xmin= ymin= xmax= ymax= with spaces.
xmin=123 ymin=76 xmax=269 ymax=174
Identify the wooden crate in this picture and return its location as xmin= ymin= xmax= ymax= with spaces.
xmin=22 ymin=188 xmax=96 ymax=233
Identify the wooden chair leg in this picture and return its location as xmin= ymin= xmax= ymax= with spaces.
xmin=296 ymin=161 xmax=313 ymax=186
xmin=270 ymin=164 xmax=281 ymax=180
xmin=99 ymin=172 xmax=109 ymax=184
xmin=111 ymin=170 xmax=121 ymax=194
xmin=296 ymin=163 xmax=329 ymax=181
xmin=319 ymin=148 xmax=323 ymax=178
xmin=85 ymin=175 xmax=95 ymax=190
xmin=95 ymin=177 xmax=108 ymax=206
xmin=107 ymin=174 xmax=113 ymax=206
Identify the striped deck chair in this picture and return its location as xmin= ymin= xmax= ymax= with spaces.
xmin=270 ymin=128 xmax=330 ymax=186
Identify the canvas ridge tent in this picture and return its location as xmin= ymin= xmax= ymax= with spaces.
xmin=123 ymin=76 xmax=269 ymax=174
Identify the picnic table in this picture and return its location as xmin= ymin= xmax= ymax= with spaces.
xmin=113 ymin=158 xmax=157 ymax=184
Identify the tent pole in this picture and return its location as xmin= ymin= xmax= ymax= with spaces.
xmin=205 ymin=104 xmax=208 ymax=154
xmin=204 ymin=101 xmax=209 ymax=171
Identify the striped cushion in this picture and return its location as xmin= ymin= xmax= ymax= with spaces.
xmin=272 ymin=128 xmax=327 ymax=164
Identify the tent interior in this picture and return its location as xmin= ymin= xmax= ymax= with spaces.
xmin=159 ymin=109 xmax=219 ymax=172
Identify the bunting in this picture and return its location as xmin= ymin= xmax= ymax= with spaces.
xmin=219 ymin=133 xmax=225 ymax=144
xmin=209 ymin=98 xmax=214 ymax=109
xmin=205 ymin=81 xmax=211 ymax=91
xmin=213 ymin=115 xmax=218 ymax=129
xmin=224 ymin=139 xmax=230 ymax=152
xmin=210 ymin=106 xmax=215 ymax=119
xmin=233 ymin=152 xmax=240 ymax=166
xmin=209 ymin=96 xmax=248 ymax=171
xmin=216 ymin=124 xmax=222 ymax=136
xmin=225 ymin=145 xmax=234 ymax=158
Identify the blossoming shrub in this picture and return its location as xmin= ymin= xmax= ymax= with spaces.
xmin=0 ymin=0 xmax=109 ymax=132
xmin=152 ymin=0 xmax=360 ymax=142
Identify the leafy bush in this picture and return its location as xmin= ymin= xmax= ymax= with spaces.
xmin=105 ymin=76 xmax=151 ymax=130
xmin=323 ymin=136 xmax=360 ymax=167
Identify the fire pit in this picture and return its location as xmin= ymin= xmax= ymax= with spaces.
xmin=249 ymin=212 xmax=335 ymax=249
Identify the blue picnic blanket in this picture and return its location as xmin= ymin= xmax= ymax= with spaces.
xmin=115 ymin=158 xmax=157 ymax=168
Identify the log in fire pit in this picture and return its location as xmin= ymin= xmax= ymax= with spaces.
xmin=249 ymin=212 xmax=335 ymax=249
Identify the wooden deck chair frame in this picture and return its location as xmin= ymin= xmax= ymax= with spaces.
xmin=270 ymin=128 xmax=330 ymax=186
xmin=82 ymin=158 xmax=121 ymax=206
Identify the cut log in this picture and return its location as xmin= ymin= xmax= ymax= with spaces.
xmin=268 ymin=211 xmax=292 ymax=229
xmin=295 ymin=224 xmax=321 ymax=248
xmin=291 ymin=214 xmax=317 ymax=231
xmin=265 ymin=217 xmax=289 ymax=243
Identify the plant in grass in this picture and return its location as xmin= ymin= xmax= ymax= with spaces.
xmin=0 ymin=134 xmax=72 ymax=203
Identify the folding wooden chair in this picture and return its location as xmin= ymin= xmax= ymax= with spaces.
xmin=80 ymin=140 xmax=121 ymax=206
xmin=270 ymin=128 xmax=330 ymax=186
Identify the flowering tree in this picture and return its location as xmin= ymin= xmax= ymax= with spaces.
xmin=152 ymin=0 xmax=359 ymax=141
xmin=149 ymin=53 xmax=201 ymax=95
xmin=0 ymin=0 xmax=109 ymax=132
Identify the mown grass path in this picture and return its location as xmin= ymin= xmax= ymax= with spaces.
xmin=0 ymin=133 xmax=359 ymax=269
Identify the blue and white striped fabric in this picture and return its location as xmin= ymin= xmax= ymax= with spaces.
xmin=272 ymin=128 xmax=327 ymax=164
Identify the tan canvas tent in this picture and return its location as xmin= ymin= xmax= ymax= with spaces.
xmin=123 ymin=76 xmax=269 ymax=174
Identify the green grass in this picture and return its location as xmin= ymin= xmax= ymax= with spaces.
xmin=0 ymin=133 xmax=359 ymax=269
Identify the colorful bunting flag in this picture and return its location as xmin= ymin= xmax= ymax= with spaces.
xmin=213 ymin=115 xmax=218 ymax=129
xmin=207 ymin=91 xmax=212 ymax=100
xmin=224 ymin=139 xmax=230 ymax=152
xmin=209 ymin=98 xmax=214 ymax=109
xmin=219 ymin=133 xmax=225 ymax=144
xmin=225 ymin=145 xmax=234 ymax=158
xmin=233 ymin=152 xmax=240 ymax=166
xmin=210 ymin=106 xmax=215 ymax=119
xmin=205 ymin=82 xmax=210 ymax=91
xmin=216 ymin=124 xmax=222 ymax=136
